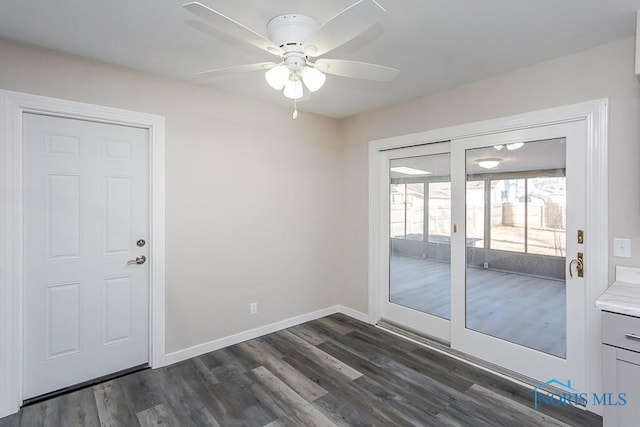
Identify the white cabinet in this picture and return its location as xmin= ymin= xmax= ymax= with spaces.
xmin=602 ymin=311 xmax=640 ymax=426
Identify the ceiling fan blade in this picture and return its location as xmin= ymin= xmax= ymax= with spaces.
xmin=303 ymin=0 xmax=385 ymax=57
xmin=197 ymin=62 xmax=277 ymax=77
xmin=183 ymin=2 xmax=282 ymax=56
xmin=315 ymin=59 xmax=399 ymax=81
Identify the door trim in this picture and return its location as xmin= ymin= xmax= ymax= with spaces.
xmin=368 ymin=99 xmax=608 ymax=408
xmin=0 ymin=89 xmax=166 ymax=417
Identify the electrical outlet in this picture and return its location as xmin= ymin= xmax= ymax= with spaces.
xmin=250 ymin=302 xmax=258 ymax=315
xmin=422 ymin=253 xmax=427 ymax=259
xmin=614 ymin=238 xmax=631 ymax=258
xmin=483 ymin=262 xmax=489 ymax=269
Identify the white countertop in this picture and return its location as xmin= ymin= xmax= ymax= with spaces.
xmin=596 ymin=266 xmax=640 ymax=317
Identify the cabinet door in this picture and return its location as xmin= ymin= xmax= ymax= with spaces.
xmin=603 ymin=345 xmax=640 ymax=427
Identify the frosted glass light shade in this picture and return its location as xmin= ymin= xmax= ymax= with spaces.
xmin=476 ymin=158 xmax=502 ymax=169
xmin=265 ymin=65 xmax=290 ymax=90
xmin=283 ymin=79 xmax=304 ymax=99
xmin=301 ymin=67 xmax=326 ymax=92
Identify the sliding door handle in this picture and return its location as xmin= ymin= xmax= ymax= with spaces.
xmin=569 ymin=252 xmax=583 ymax=278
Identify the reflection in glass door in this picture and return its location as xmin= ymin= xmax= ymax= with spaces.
xmin=389 ymin=154 xmax=451 ymax=319
xmin=382 ymin=144 xmax=452 ymax=341
xmin=465 ymin=138 xmax=567 ymax=358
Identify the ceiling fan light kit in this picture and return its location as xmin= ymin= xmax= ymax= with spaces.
xmin=264 ymin=53 xmax=327 ymax=98
xmin=183 ymin=0 xmax=400 ymax=118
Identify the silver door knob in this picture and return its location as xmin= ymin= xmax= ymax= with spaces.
xmin=127 ymin=255 xmax=146 ymax=265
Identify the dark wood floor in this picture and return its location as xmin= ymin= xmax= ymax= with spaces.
xmin=0 ymin=314 xmax=601 ymax=426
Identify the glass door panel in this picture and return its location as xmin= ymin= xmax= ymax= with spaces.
xmin=389 ymin=154 xmax=451 ymax=319
xmin=382 ymin=143 xmax=452 ymax=342
xmin=450 ymin=121 xmax=585 ymax=389
xmin=464 ymin=138 xmax=567 ymax=358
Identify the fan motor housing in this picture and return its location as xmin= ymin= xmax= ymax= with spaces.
xmin=283 ymin=52 xmax=307 ymax=71
xmin=266 ymin=14 xmax=319 ymax=48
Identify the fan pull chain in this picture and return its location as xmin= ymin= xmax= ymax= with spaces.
xmin=292 ymin=98 xmax=298 ymax=120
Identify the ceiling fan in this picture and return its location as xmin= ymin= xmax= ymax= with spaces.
xmin=183 ymin=0 xmax=399 ymax=118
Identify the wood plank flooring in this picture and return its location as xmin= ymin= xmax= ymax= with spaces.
xmin=390 ymin=255 xmax=566 ymax=357
xmin=0 ymin=314 xmax=601 ymax=426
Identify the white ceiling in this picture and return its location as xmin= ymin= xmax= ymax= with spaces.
xmin=0 ymin=0 xmax=638 ymax=118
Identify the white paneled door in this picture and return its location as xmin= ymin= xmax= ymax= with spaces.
xmin=23 ymin=113 xmax=150 ymax=399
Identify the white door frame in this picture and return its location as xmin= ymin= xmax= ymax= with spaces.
xmin=369 ymin=99 xmax=608 ymax=402
xmin=0 ymin=89 xmax=166 ymax=417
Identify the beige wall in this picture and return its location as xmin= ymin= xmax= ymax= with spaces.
xmin=3 ymin=34 xmax=639 ymax=357
xmin=339 ymin=36 xmax=640 ymax=313
xmin=0 ymin=38 xmax=342 ymax=353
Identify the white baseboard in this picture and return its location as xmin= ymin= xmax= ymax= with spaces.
xmin=336 ymin=305 xmax=371 ymax=324
xmin=164 ymin=305 xmax=369 ymax=366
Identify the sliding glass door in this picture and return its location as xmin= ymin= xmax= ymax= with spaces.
xmin=450 ymin=122 xmax=586 ymax=388
xmin=380 ymin=121 xmax=586 ymax=389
